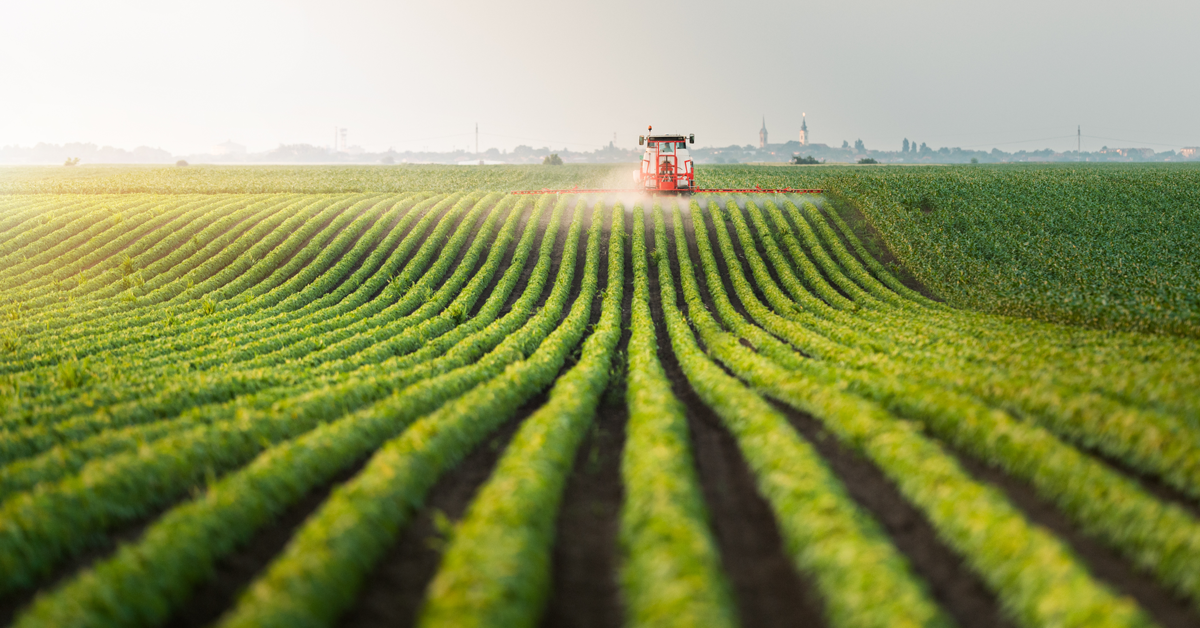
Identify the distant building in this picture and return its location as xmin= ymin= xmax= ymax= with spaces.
xmin=211 ymin=140 xmax=246 ymax=156
xmin=759 ymin=117 xmax=768 ymax=149
xmin=1182 ymin=147 xmax=1199 ymax=158
xmin=799 ymin=114 xmax=808 ymax=146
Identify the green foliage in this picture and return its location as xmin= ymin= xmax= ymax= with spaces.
xmin=216 ymin=191 xmax=601 ymax=628
xmin=696 ymin=163 xmax=1200 ymax=336
xmin=619 ymin=206 xmax=736 ymax=628
xmin=417 ymin=204 xmax=623 ymax=628
xmin=658 ymin=205 xmax=949 ymax=628
xmin=683 ymin=200 xmax=1158 ymax=628
xmin=0 ymin=164 xmax=620 ymax=194
xmin=0 ymin=164 xmax=1197 ymax=628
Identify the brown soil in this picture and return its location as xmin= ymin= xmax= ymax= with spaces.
xmin=1070 ymin=441 xmax=1200 ymax=520
xmin=0 ymin=515 xmax=152 ymax=625
xmin=666 ymin=203 xmax=1009 ymax=627
xmin=674 ymin=379 xmax=827 ymax=627
xmin=540 ymin=402 xmax=627 ymax=628
xmin=334 ymin=410 xmax=530 ymax=628
xmin=465 ymin=199 xmax=536 ymax=319
xmin=733 ymin=197 xmax=857 ymax=305
xmin=647 ymin=212 xmax=828 ymax=627
xmin=335 ymin=196 xmax=588 ymax=628
xmin=951 ymin=450 xmax=1200 ymax=628
xmin=163 ymin=459 xmax=369 ymax=628
xmin=539 ymin=202 xmax=631 ymax=628
xmin=770 ymin=400 xmax=1015 ymax=628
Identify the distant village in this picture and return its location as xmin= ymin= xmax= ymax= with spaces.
xmin=3 ymin=119 xmax=1197 ymax=165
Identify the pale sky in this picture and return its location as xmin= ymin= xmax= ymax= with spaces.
xmin=2 ymin=0 xmax=1198 ymax=155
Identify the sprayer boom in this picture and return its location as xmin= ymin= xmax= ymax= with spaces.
xmin=510 ymin=187 xmax=822 ymax=195
xmin=511 ymin=126 xmax=821 ymax=196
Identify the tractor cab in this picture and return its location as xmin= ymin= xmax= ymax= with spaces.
xmin=634 ymin=126 xmax=696 ymax=192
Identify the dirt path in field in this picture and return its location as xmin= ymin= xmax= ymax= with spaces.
xmin=164 ymin=459 xmax=370 ymax=628
xmin=542 ymin=395 xmax=626 ymax=628
xmin=645 ymin=209 xmax=829 ymax=627
xmin=768 ymin=399 xmax=1015 ymax=628
xmin=541 ymin=204 xmax=630 ymax=628
xmin=0 ymin=518 xmax=150 ymax=625
xmin=949 ymin=447 xmax=1200 ymax=628
xmin=336 ymin=410 xmax=530 ymax=628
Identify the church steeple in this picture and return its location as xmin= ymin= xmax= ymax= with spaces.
xmin=799 ymin=113 xmax=808 ymax=146
xmin=759 ymin=116 xmax=768 ymax=149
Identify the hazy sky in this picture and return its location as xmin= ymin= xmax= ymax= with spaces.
xmin=3 ymin=0 xmax=1199 ymax=155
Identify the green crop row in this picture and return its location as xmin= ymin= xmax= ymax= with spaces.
xmin=0 ymin=197 xmax=540 ymax=501
xmin=0 ymin=196 xmax=165 ymax=291
xmin=7 ymin=201 xmax=605 ymax=628
xmin=0 ymin=164 xmax=629 ymax=195
xmin=619 ymin=205 xmax=736 ymax=628
xmin=678 ymin=201 xmax=1154 ymax=628
xmin=699 ymin=165 xmax=1200 ymax=337
xmin=8 ymin=193 xmax=389 ymax=402
xmin=792 ymin=196 xmax=1200 ymax=418
xmin=690 ymin=200 xmax=1200 ymax=613
xmin=708 ymin=200 xmax=1200 ymax=501
xmin=213 ymin=198 xmax=603 ymax=628
xmin=0 ymin=196 xmax=509 ymax=462
xmin=3 ymin=193 xmax=458 ymax=426
xmin=416 ymin=202 xmax=624 ymax=628
xmin=0 ymin=197 xmax=583 ymax=598
xmin=656 ymin=204 xmax=950 ymax=628
xmin=0 ymin=194 xmax=311 ymax=357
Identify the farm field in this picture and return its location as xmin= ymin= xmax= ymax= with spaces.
xmin=0 ymin=165 xmax=1198 ymax=628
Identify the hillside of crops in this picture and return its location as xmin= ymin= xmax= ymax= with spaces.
xmin=699 ymin=163 xmax=1200 ymax=337
xmin=1 ymin=166 xmax=1199 ymax=628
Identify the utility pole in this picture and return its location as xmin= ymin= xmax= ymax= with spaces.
xmin=1078 ymin=125 xmax=1081 ymax=153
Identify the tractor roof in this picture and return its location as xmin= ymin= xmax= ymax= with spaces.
xmin=648 ymin=135 xmax=688 ymax=141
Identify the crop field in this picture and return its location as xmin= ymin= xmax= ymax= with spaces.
xmin=0 ymin=165 xmax=1198 ymax=628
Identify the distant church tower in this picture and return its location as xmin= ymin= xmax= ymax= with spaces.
xmin=759 ymin=116 xmax=768 ymax=148
xmin=799 ymin=114 xmax=808 ymax=146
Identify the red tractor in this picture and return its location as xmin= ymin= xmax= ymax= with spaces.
xmin=634 ymin=126 xmax=695 ymax=192
xmin=511 ymin=124 xmax=822 ymax=196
